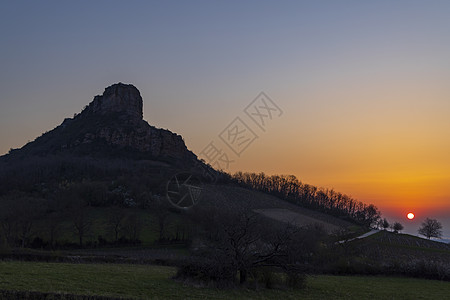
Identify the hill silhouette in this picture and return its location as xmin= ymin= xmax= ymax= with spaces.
xmin=4 ymin=83 xmax=196 ymax=166
xmin=0 ymin=83 xmax=373 ymax=228
xmin=1 ymin=83 xmax=448 ymax=284
xmin=0 ymin=83 xmax=219 ymax=203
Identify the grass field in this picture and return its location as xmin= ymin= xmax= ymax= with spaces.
xmin=0 ymin=261 xmax=449 ymax=299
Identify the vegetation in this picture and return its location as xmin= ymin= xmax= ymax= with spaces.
xmin=418 ymin=218 xmax=443 ymax=239
xmin=332 ymin=230 xmax=450 ymax=281
xmin=392 ymin=222 xmax=404 ymax=233
xmin=0 ymin=83 xmax=447 ymax=299
xmin=231 ymin=172 xmax=381 ymax=226
xmin=0 ymin=146 xmax=448 ymax=299
xmin=380 ymin=218 xmax=390 ymax=230
xmin=176 ymin=205 xmax=325 ymax=287
xmin=0 ymin=154 xmax=195 ymax=249
xmin=0 ymin=261 xmax=449 ymax=299
xmin=0 ymin=203 xmax=189 ymax=249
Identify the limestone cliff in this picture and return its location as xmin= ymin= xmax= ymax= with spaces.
xmin=88 ymin=83 xmax=143 ymax=120
xmin=10 ymin=83 xmax=197 ymax=165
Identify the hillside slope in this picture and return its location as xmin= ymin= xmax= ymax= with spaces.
xmin=199 ymin=184 xmax=354 ymax=232
xmin=352 ymin=230 xmax=450 ymax=260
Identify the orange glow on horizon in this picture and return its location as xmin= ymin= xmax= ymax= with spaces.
xmin=228 ymin=99 xmax=450 ymax=217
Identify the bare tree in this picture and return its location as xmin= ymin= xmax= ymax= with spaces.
xmin=44 ymin=194 xmax=68 ymax=249
xmin=0 ymin=194 xmax=43 ymax=247
xmin=392 ymin=222 xmax=404 ymax=233
xmin=157 ymin=210 xmax=170 ymax=241
xmin=149 ymin=195 xmax=171 ymax=242
xmin=187 ymin=205 xmax=324 ymax=285
xmin=70 ymin=199 xmax=92 ymax=247
xmin=46 ymin=212 xmax=63 ymax=249
xmin=124 ymin=213 xmax=143 ymax=242
xmin=363 ymin=204 xmax=381 ymax=228
xmin=107 ymin=207 xmax=126 ymax=243
xmin=0 ymin=198 xmax=18 ymax=246
xmin=418 ymin=218 xmax=442 ymax=239
xmin=231 ymin=172 xmax=382 ymax=226
xmin=382 ymin=218 xmax=390 ymax=230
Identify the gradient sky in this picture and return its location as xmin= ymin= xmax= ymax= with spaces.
xmin=1 ymin=1 xmax=449 ymax=238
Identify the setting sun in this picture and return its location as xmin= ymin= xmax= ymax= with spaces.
xmin=407 ymin=212 xmax=415 ymax=220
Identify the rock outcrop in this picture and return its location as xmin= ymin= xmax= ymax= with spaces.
xmin=12 ymin=83 xmax=197 ymax=165
xmin=87 ymin=83 xmax=143 ymax=121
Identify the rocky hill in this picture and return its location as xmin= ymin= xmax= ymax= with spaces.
xmin=4 ymin=83 xmax=196 ymax=166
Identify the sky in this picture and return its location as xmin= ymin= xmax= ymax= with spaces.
xmin=1 ymin=1 xmax=449 ymax=239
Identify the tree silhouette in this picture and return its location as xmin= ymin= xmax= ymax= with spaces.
xmin=382 ymin=218 xmax=390 ymax=230
xmin=392 ymin=222 xmax=404 ymax=233
xmin=187 ymin=205 xmax=324 ymax=285
xmin=107 ymin=207 xmax=126 ymax=243
xmin=418 ymin=218 xmax=442 ymax=239
xmin=0 ymin=194 xmax=43 ymax=247
xmin=123 ymin=213 xmax=142 ymax=242
xmin=231 ymin=172 xmax=381 ymax=226
xmin=70 ymin=198 xmax=92 ymax=247
xmin=72 ymin=207 xmax=91 ymax=247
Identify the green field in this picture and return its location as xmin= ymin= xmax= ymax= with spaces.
xmin=0 ymin=261 xmax=449 ymax=299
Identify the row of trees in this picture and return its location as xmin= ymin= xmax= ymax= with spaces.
xmin=231 ymin=172 xmax=381 ymax=227
xmin=0 ymin=154 xmax=172 ymax=201
xmin=377 ymin=218 xmax=404 ymax=233
xmin=0 ymin=154 xmax=185 ymax=249
xmin=0 ymin=195 xmax=142 ymax=249
xmin=376 ymin=217 xmax=444 ymax=240
xmin=229 ymin=173 xmax=445 ymax=240
xmin=0 ymin=189 xmax=183 ymax=249
xmin=377 ymin=217 xmax=444 ymax=239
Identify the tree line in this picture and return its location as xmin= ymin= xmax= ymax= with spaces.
xmin=230 ymin=172 xmax=381 ymax=227
xmin=0 ymin=191 xmax=187 ymax=249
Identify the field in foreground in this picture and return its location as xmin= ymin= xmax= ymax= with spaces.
xmin=0 ymin=261 xmax=449 ymax=299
